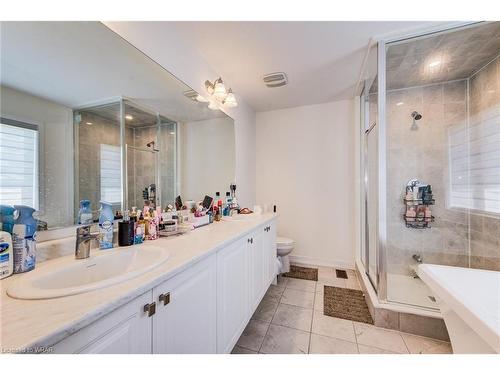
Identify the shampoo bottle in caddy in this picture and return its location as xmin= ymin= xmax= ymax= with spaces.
xmin=12 ymin=205 xmax=37 ymax=273
xmin=98 ymin=201 xmax=114 ymax=249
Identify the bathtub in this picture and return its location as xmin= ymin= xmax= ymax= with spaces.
xmin=418 ymin=264 xmax=500 ymax=354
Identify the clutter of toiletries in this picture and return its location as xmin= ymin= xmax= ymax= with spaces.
xmin=0 ymin=183 xmax=252 ymax=280
xmin=0 ymin=205 xmax=37 ymax=279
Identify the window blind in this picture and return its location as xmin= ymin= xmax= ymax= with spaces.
xmin=100 ymin=144 xmax=121 ymax=205
xmin=0 ymin=120 xmax=39 ymax=209
xmin=449 ymin=111 xmax=500 ymax=214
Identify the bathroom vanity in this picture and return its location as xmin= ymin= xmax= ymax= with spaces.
xmin=0 ymin=214 xmax=277 ymax=354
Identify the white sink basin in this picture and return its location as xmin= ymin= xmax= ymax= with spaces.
xmin=7 ymin=245 xmax=169 ymax=300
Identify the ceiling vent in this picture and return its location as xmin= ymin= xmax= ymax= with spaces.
xmin=263 ymin=72 xmax=288 ymax=88
xmin=183 ymin=89 xmax=199 ymax=101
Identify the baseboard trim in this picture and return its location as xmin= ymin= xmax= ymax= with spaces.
xmin=289 ymin=255 xmax=354 ymax=270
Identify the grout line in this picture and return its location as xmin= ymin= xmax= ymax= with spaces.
xmin=257 ymin=289 xmax=281 ymax=353
xmin=307 ymin=290 xmax=316 ymax=353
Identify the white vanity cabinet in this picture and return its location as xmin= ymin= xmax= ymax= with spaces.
xmin=52 ymin=291 xmax=153 ymax=354
xmin=48 ymin=218 xmax=277 ymax=354
xmin=263 ymin=221 xmax=277 ymax=285
xmin=216 ymin=237 xmax=249 ymax=353
xmin=152 ymin=254 xmax=217 ymax=354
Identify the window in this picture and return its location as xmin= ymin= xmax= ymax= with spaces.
xmin=449 ymin=114 xmax=500 ymax=214
xmin=0 ymin=118 xmax=39 ymax=209
xmin=100 ymin=144 xmax=121 ymax=205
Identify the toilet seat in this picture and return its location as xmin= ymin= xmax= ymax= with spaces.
xmin=277 ymin=237 xmax=294 ymax=250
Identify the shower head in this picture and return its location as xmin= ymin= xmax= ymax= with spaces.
xmin=411 ymin=111 xmax=422 ymax=121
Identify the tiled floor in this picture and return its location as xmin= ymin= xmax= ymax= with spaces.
xmin=231 ymin=265 xmax=453 ymax=354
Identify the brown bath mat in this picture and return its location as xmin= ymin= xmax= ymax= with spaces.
xmin=323 ymin=286 xmax=374 ymax=324
xmin=283 ymin=265 xmax=318 ymax=281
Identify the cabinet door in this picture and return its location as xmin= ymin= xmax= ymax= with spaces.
xmin=152 ymin=254 xmax=217 ymax=354
xmin=216 ymin=237 xmax=249 ymax=353
xmin=248 ymin=229 xmax=265 ymax=311
xmin=264 ymin=221 xmax=277 ymax=285
xmin=52 ymin=291 xmax=153 ymax=354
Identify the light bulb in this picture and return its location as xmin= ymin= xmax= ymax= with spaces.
xmin=224 ymin=90 xmax=238 ymax=108
xmin=213 ymin=78 xmax=227 ymax=100
xmin=125 ymin=115 xmax=133 ymax=120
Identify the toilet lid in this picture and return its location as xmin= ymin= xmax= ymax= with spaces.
xmin=277 ymin=237 xmax=294 ymax=246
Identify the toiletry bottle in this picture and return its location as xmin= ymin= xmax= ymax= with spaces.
xmin=12 ymin=205 xmax=37 ymax=273
xmin=406 ymin=206 xmax=416 ymax=222
xmin=78 ymin=199 xmax=93 ymax=225
xmin=424 ymin=206 xmax=432 ymax=221
xmin=135 ymin=210 xmax=145 ymax=244
xmin=412 ymin=186 xmax=419 ymax=201
xmin=0 ymin=205 xmax=17 ymax=233
xmin=118 ymin=210 xmax=135 ymax=247
xmin=98 ymin=201 xmax=114 ymax=249
xmin=0 ymin=231 xmax=14 ymax=279
xmin=148 ymin=209 xmax=158 ymax=240
xmin=223 ymin=192 xmax=231 ymax=216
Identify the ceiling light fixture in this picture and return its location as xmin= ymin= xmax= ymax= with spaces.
xmin=396 ymin=102 xmax=404 ymax=106
xmin=125 ymin=114 xmax=134 ymax=120
xmin=205 ymin=77 xmax=238 ymax=109
xmin=429 ymin=60 xmax=441 ymax=68
xmin=85 ymin=122 xmax=93 ymax=125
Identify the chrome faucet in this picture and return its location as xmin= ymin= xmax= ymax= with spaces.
xmin=75 ymin=225 xmax=101 ymax=259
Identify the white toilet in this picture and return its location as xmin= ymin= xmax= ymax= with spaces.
xmin=276 ymin=236 xmax=295 ymax=274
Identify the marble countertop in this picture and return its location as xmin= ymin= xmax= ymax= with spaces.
xmin=0 ymin=213 xmax=277 ymax=352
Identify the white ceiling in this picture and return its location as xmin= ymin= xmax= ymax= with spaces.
xmin=0 ymin=22 xmax=227 ymax=122
xmin=167 ymin=21 xmax=445 ymax=112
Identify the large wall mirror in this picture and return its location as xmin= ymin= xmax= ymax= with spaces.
xmin=0 ymin=21 xmax=235 ymax=231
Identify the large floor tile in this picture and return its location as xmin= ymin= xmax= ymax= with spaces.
xmin=309 ymin=334 xmax=359 ymax=354
xmin=311 ymin=310 xmax=356 ymax=342
xmin=276 ymin=275 xmax=289 ymax=288
xmin=345 ymin=276 xmax=362 ymax=290
xmin=252 ymin=297 xmax=279 ymax=322
xmin=317 ymin=266 xmax=335 ymax=281
xmin=285 ymin=278 xmax=317 ymax=293
xmin=272 ymin=303 xmax=313 ymax=332
xmin=357 ymin=344 xmax=398 ymax=354
xmin=231 ymin=345 xmax=258 ymax=354
xmin=281 ymin=288 xmax=315 ymax=309
xmin=354 ymin=322 xmax=409 ymax=353
xmin=265 ymin=284 xmax=285 ymax=300
xmin=316 ymin=278 xmax=346 ymax=292
xmin=313 ymin=292 xmax=323 ymax=311
xmin=401 ymin=333 xmax=452 ymax=354
xmin=236 ymin=319 xmax=269 ymax=352
xmin=260 ymin=324 xmax=310 ymax=354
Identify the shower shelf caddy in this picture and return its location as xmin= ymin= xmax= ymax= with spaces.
xmin=403 ymin=179 xmax=435 ymax=229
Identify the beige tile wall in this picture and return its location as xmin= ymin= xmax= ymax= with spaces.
xmin=385 ymin=56 xmax=500 ymax=274
xmin=468 ymin=56 xmax=500 ymax=271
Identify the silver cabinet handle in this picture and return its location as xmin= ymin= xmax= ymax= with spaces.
xmin=159 ymin=292 xmax=170 ymax=306
xmin=143 ymin=302 xmax=156 ymax=317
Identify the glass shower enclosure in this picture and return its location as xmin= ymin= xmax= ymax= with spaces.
xmin=74 ymin=98 xmax=177 ymax=222
xmin=360 ymin=21 xmax=500 ymax=311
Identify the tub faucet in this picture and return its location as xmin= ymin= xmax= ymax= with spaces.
xmin=75 ymin=225 xmax=102 ymax=259
xmin=412 ymin=254 xmax=423 ymax=263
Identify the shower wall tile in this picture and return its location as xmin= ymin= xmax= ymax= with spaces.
xmin=468 ymin=56 xmax=500 ymax=271
xmin=386 ymin=80 xmax=468 ymax=276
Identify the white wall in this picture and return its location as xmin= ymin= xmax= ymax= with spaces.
xmin=0 ymin=85 xmax=73 ymax=228
xmin=104 ymin=22 xmax=256 ymax=208
xmin=179 ymin=117 xmax=235 ymax=201
xmin=256 ymin=100 xmax=356 ymax=268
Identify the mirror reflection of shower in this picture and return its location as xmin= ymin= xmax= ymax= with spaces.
xmin=411 ymin=111 xmax=422 ymax=130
